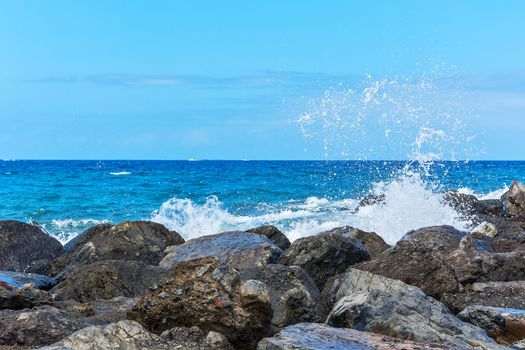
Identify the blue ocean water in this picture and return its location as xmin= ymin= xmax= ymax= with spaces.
xmin=1 ymin=160 xmax=524 ymax=245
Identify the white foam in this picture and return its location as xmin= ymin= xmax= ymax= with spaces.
xmin=109 ymin=171 xmax=131 ymax=176
xmin=42 ymin=218 xmax=110 ymax=244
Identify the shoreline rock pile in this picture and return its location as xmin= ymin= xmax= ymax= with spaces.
xmin=1 ymin=180 xmax=525 ymax=349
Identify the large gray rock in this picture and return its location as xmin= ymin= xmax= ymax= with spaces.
xmin=160 ymin=231 xmax=282 ymax=270
xmin=257 ymin=323 xmax=462 ymax=350
xmin=502 ymin=180 xmax=525 ymax=216
xmin=278 ymin=228 xmax=369 ymax=289
xmin=240 ymin=264 xmax=325 ymax=329
xmin=442 ymin=281 xmax=525 ymax=314
xmin=247 ymin=226 xmax=291 ymax=251
xmin=459 ymin=305 xmax=525 ymax=345
xmin=39 ymin=320 xmax=233 ymax=350
xmin=48 ymin=221 xmax=183 ymax=277
xmin=0 ymin=220 xmax=63 ymax=274
xmin=324 ymin=268 xmax=505 ymax=350
xmin=129 ymin=257 xmax=273 ymax=350
xmin=0 ymin=305 xmax=104 ymax=348
xmin=355 ymin=225 xmax=463 ymax=298
xmin=50 ymin=260 xmax=165 ymax=302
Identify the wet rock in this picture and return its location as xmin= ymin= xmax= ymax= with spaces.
xmin=240 ymin=264 xmax=325 ymax=329
xmin=53 ymin=296 xmax=139 ymax=324
xmin=0 ymin=305 xmax=104 ymax=348
xmin=502 ymin=180 xmax=525 ymax=216
xmin=129 ymin=257 xmax=273 ymax=349
xmin=1 ymin=283 xmax=51 ymax=310
xmin=0 ymin=270 xmax=57 ymax=290
xmin=0 ymin=220 xmax=63 ymax=274
xmin=278 ymin=228 xmax=369 ymax=289
xmin=247 ymin=226 xmax=291 ymax=251
xmin=160 ymin=231 xmax=282 ymax=270
xmin=256 ymin=323 xmax=461 ymax=350
xmin=40 ymin=320 xmax=234 ymax=350
xmin=353 ymin=193 xmax=386 ymax=213
xmin=63 ymin=223 xmax=112 ymax=253
xmin=442 ymin=281 xmax=525 ymax=314
xmin=443 ymin=191 xmax=504 ymax=220
xmin=355 ymin=225 xmax=463 ymax=298
xmin=458 ymin=305 xmax=525 ymax=345
xmin=324 ymin=268 xmax=504 ymax=350
xmin=329 ymin=226 xmax=389 ymax=258
xmin=49 ymin=221 xmax=183 ymax=277
xmin=50 ymin=260 xmax=165 ymax=302
xmin=471 ymin=221 xmax=498 ymax=237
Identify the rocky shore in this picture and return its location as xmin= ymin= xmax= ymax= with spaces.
xmin=1 ymin=180 xmax=525 ymax=349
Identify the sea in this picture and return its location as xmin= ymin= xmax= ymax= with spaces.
xmin=1 ymin=159 xmax=524 ymax=245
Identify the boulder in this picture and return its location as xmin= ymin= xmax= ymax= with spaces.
xmin=502 ymin=180 xmax=525 ymax=216
xmin=256 ymin=323 xmax=462 ymax=350
xmin=63 ymin=223 xmax=113 ymax=253
xmin=330 ymin=226 xmax=389 ymax=258
xmin=48 ymin=221 xmax=184 ymax=277
xmin=442 ymin=281 xmax=525 ymax=314
xmin=50 ymin=260 xmax=165 ymax=302
xmin=247 ymin=226 xmax=291 ymax=251
xmin=1 ymin=283 xmax=51 ymax=310
xmin=459 ymin=305 xmax=525 ymax=345
xmin=129 ymin=257 xmax=273 ymax=350
xmin=53 ymin=296 xmax=139 ymax=324
xmin=278 ymin=228 xmax=369 ymax=289
xmin=0 ymin=220 xmax=63 ymax=274
xmin=355 ymin=225 xmax=463 ymax=298
xmin=324 ymin=268 xmax=505 ymax=350
xmin=0 ymin=305 xmax=104 ymax=348
xmin=160 ymin=231 xmax=282 ymax=270
xmin=39 ymin=320 xmax=233 ymax=350
xmin=240 ymin=264 xmax=325 ymax=329
xmin=471 ymin=221 xmax=498 ymax=237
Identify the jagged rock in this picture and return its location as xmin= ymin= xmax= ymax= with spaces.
xmin=328 ymin=226 xmax=389 ymax=258
xmin=247 ymin=226 xmax=291 ymax=251
xmin=353 ymin=193 xmax=386 ymax=213
xmin=129 ymin=257 xmax=273 ymax=349
xmin=48 ymin=221 xmax=183 ymax=277
xmin=471 ymin=221 xmax=498 ymax=237
xmin=458 ymin=305 xmax=525 ymax=345
xmin=160 ymin=231 xmax=282 ymax=270
xmin=63 ymin=223 xmax=113 ymax=253
xmin=0 ymin=270 xmax=57 ymax=290
xmin=502 ymin=181 xmax=525 ymax=216
xmin=355 ymin=225 xmax=463 ymax=298
xmin=1 ymin=283 xmax=51 ymax=310
xmin=50 ymin=260 xmax=165 ymax=302
xmin=39 ymin=320 xmax=233 ymax=350
xmin=0 ymin=220 xmax=63 ymax=274
xmin=256 ymin=323 xmax=462 ymax=350
xmin=442 ymin=281 xmax=525 ymax=314
xmin=52 ymin=296 xmax=139 ymax=325
xmin=0 ymin=305 xmax=104 ymax=348
xmin=443 ymin=190 xmax=504 ymax=220
xmin=240 ymin=264 xmax=324 ymax=329
xmin=278 ymin=228 xmax=369 ymax=289
xmin=324 ymin=268 xmax=505 ymax=350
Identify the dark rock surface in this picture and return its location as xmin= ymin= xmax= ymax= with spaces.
xmin=1 ymin=284 xmax=51 ymax=310
xmin=240 ymin=264 xmax=324 ymax=329
xmin=502 ymin=180 xmax=525 ymax=216
xmin=0 ymin=220 xmax=63 ymax=274
xmin=50 ymin=260 xmax=165 ymax=302
xmin=160 ymin=231 xmax=282 ymax=270
xmin=247 ymin=226 xmax=291 ymax=251
xmin=0 ymin=305 xmax=104 ymax=348
xmin=129 ymin=257 xmax=273 ymax=349
xmin=355 ymin=225 xmax=463 ymax=298
xmin=459 ymin=305 xmax=525 ymax=345
xmin=324 ymin=268 xmax=504 ymax=350
xmin=256 ymin=323 xmax=462 ymax=350
xmin=278 ymin=228 xmax=369 ymax=289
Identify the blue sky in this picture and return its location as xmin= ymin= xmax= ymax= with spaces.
xmin=1 ymin=1 xmax=524 ymax=160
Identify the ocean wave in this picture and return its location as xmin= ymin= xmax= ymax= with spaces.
xmin=46 ymin=218 xmax=110 ymax=244
xmin=109 ymin=171 xmax=131 ymax=176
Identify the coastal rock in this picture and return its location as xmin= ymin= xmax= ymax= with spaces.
xmin=458 ymin=305 xmax=525 ymax=345
xmin=0 ymin=220 xmax=63 ymax=274
xmin=62 ymin=223 xmax=113 ymax=253
xmin=53 ymin=296 xmax=139 ymax=324
xmin=129 ymin=257 xmax=273 ymax=349
xmin=471 ymin=221 xmax=499 ymax=237
xmin=335 ymin=226 xmax=390 ymax=258
xmin=49 ymin=221 xmax=184 ymax=277
xmin=39 ymin=320 xmax=233 ymax=350
xmin=0 ymin=305 xmax=103 ymax=348
xmin=502 ymin=180 xmax=525 ymax=216
xmin=256 ymin=323 xmax=461 ymax=350
xmin=159 ymin=231 xmax=282 ymax=270
xmin=240 ymin=264 xmax=324 ymax=329
xmin=324 ymin=268 xmax=505 ymax=350
xmin=278 ymin=228 xmax=369 ymax=288
xmin=50 ymin=260 xmax=165 ymax=302
xmin=443 ymin=190 xmax=504 ymax=220
xmin=247 ymin=225 xmax=291 ymax=251
xmin=442 ymin=281 xmax=525 ymax=314
xmin=355 ymin=225 xmax=463 ymax=298
xmin=1 ymin=283 xmax=51 ymax=310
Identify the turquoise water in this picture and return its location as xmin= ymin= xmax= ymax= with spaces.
xmin=1 ymin=160 xmax=524 ymax=244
